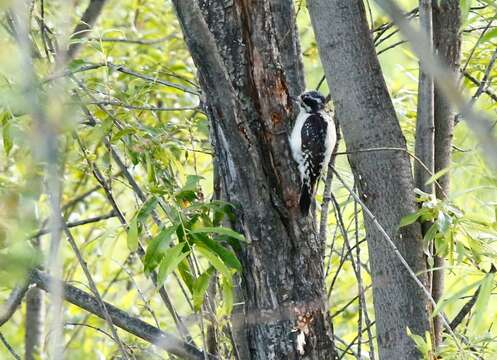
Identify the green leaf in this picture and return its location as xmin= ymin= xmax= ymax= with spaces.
xmin=127 ymin=217 xmax=139 ymax=252
xmin=424 ymin=223 xmax=438 ymax=244
xmin=481 ymin=27 xmax=497 ymax=44
xmin=460 ymin=0 xmax=473 ymax=26
xmin=137 ymin=197 xmax=158 ymax=223
xmin=426 ymin=167 xmax=450 ymax=185
xmin=176 ymin=175 xmax=204 ymax=202
xmin=1 ymin=112 xmax=12 ymax=156
xmin=192 ymin=266 xmax=215 ymax=312
xmin=67 ymin=59 xmax=87 ymax=71
xmin=473 ymin=272 xmax=496 ymax=330
xmin=145 ymin=152 xmax=156 ymax=184
xmin=178 ymin=259 xmax=194 ymax=293
xmin=111 ymin=127 xmax=135 ymax=142
xmin=156 ymin=243 xmax=189 ymax=286
xmin=196 ymin=244 xmax=232 ymax=279
xmin=436 ymin=211 xmax=452 ymax=234
xmin=432 ymin=279 xmax=482 ymax=318
xmin=144 ymin=226 xmax=176 ymax=273
xmin=190 ymin=226 xmax=245 ymax=243
xmin=191 ymin=233 xmax=241 ymax=271
xmin=221 ymin=276 xmax=234 ymax=316
xmin=399 ymin=211 xmax=423 ymax=228
xmin=407 ymin=328 xmax=432 ymax=360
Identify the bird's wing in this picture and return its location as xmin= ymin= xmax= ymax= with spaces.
xmin=301 ymin=113 xmax=328 ymax=186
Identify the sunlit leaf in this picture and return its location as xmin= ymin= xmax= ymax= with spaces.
xmin=221 ymin=276 xmax=234 ymax=316
xmin=432 ymin=279 xmax=482 ymax=318
xmin=190 ymin=226 xmax=245 ymax=243
xmin=127 ymin=217 xmax=139 ymax=252
xmin=192 ymin=266 xmax=215 ymax=312
xmin=157 ymin=243 xmax=189 ymax=286
xmin=473 ymin=271 xmax=496 ymax=330
xmin=191 ymin=233 xmax=241 ymax=271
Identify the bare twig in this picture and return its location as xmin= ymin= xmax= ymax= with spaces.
xmin=0 ymin=332 xmax=20 ymax=360
xmin=32 ymin=211 xmax=116 ymax=238
xmin=463 ymin=70 xmax=497 ymax=103
xmin=87 ymin=100 xmax=199 ymax=112
xmin=376 ymin=40 xmax=406 ymax=56
xmin=0 ymin=282 xmax=30 ymax=326
xmin=449 ymin=287 xmax=480 ymax=331
xmin=332 ymin=168 xmax=463 ymax=351
xmin=374 ymin=0 xmax=497 ymax=170
xmin=88 ymin=36 xmax=172 ymax=45
xmin=62 ymin=224 xmax=131 ymax=360
xmin=107 ymin=62 xmax=200 ymax=95
xmin=471 ymin=47 xmax=497 ymax=103
xmin=30 ymin=269 xmax=215 ymax=360
xmin=67 ymin=0 xmax=108 ymax=58
xmin=449 ymin=266 xmax=497 ymax=331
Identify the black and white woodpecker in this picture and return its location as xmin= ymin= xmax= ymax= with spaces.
xmin=290 ymin=90 xmax=336 ymax=216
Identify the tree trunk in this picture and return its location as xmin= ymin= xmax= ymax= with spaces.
xmin=307 ymin=1 xmax=430 ymax=359
xmin=432 ymin=0 xmax=461 ymax=349
xmin=172 ymin=1 xmax=337 ymax=359
xmin=414 ymin=0 xmax=435 ymax=346
xmin=25 ymin=286 xmax=44 ymax=360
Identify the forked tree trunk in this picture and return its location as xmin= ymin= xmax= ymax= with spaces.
xmin=172 ymin=1 xmax=337 ymax=359
xmin=307 ymin=1 xmax=430 ymax=359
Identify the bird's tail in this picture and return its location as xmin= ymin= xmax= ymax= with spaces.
xmin=299 ymin=182 xmax=313 ymax=216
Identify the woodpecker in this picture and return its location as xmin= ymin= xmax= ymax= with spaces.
xmin=290 ymin=90 xmax=336 ymax=216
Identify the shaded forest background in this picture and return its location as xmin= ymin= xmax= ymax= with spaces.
xmin=0 ymin=0 xmax=496 ymax=359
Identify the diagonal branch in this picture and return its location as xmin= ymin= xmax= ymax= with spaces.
xmin=30 ymin=269 xmax=215 ymax=360
xmin=67 ymin=0 xmax=107 ymax=58
xmin=62 ymin=224 xmax=130 ymax=360
xmin=374 ymin=0 xmax=497 ymax=170
xmin=0 ymin=281 xmax=30 ymax=326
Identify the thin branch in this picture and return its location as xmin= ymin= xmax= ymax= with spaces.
xmin=0 ymin=332 xmax=20 ymax=360
xmin=86 ymin=100 xmax=199 ymax=112
xmin=463 ymin=70 xmax=497 ymax=103
xmin=334 ymin=146 xmax=447 ymax=197
xmin=67 ymin=0 xmax=108 ymax=59
xmin=449 ymin=265 xmax=497 ymax=331
xmin=88 ymin=36 xmax=172 ymax=45
xmin=471 ymin=47 xmax=497 ymax=102
xmin=32 ymin=211 xmax=116 ymax=238
xmin=332 ymin=168 xmax=463 ymax=351
xmin=62 ymin=224 xmax=131 ymax=360
xmin=107 ymin=62 xmax=200 ymax=95
xmin=376 ymin=40 xmax=406 ymax=56
xmin=75 ymin=134 xmax=195 ymax=344
xmin=449 ymin=287 xmax=480 ymax=331
xmin=374 ymin=0 xmax=497 ymax=170
xmin=30 ymin=269 xmax=214 ymax=360
xmin=0 ymin=282 xmax=30 ymax=326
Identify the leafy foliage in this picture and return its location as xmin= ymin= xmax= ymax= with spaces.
xmin=0 ymin=0 xmax=496 ymax=359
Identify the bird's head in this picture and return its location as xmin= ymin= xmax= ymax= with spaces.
xmin=298 ymin=90 xmax=326 ymax=113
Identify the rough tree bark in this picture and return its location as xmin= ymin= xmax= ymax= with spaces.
xmin=415 ymin=0 xmax=434 ymax=200
xmin=24 ymin=286 xmax=44 ymax=360
xmin=307 ymin=1 xmax=430 ymax=359
xmin=172 ymin=0 xmax=337 ymax=359
xmin=414 ymin=0 xmax=435 ymax=346
xmin=432 ymin=0 xmax=461 ymax=349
